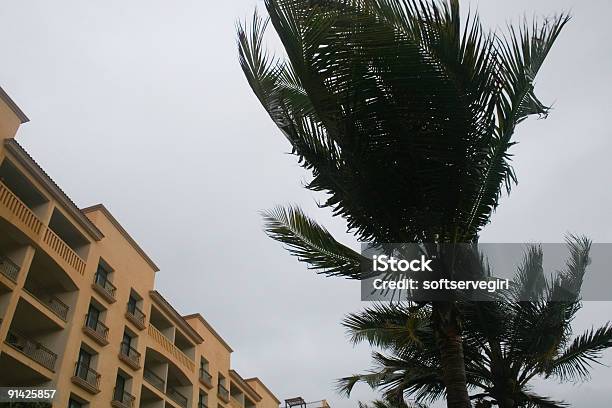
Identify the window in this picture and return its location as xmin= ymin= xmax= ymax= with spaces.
xmin=121 ymin=329 xmax=138 ymax=358
xmin=68 ymin=398 xmax=83 ymax=408
xmin=114 ymin=372 xmax=131 ymax=402
xmin=127 ymin=294 xmax=138 ymax=314
xmin=75 ymin=348 xmax=93 ymax=380
xmin=115 ymin=374 xmax=126 ymax=396
xmin=199 ymin=391 xmax=208 ymax=407
xmin=92 ymin=259 xmax=117 ymax=301
xmin=86 ymin=303 xmax=101 ymax=329
xmin=77 ymin=348 xmax=92 ymax=369
xmin=200 ymin=357 xmax=209 ymax=372
xmin=122 ymin=331 xmax=134 ymax=349
xmin=95 ymin=262 xmax=110 ymax=285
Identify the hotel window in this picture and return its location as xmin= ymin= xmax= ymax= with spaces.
xmin=127 ymin=294 xmax=138 ymax=314
xmin=199 ymin=391 xmax=208 ymax=408
xmin=115 ymin=374 xmax=126 ymax=397
xmin=95 ymin=261 xmax=111 ymax=286
xmin=76 ymin=348 xmax=93 ymax=373
xmin=68 ymin=398 xmax=83 ymax=408
xmin=86 ymin=303 xmax=101 ymax=328
xmin=200 ymin=357 xmax=210 ymax=372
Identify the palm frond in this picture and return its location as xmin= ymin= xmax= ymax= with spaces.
xmin=465 ymin=13 xmax=570 ymax=237
xmin=545 ymin=323 xmax=612 ymax=382
xmin=262 ymin=205 xmax=367 ymax=278
xmin=338 ymin=372 xmax=389 ymax=397
xmin=549 ymin=235 xmax=591 ymax=301
xmin=518 ymin=391 xmax=569 ymax=408
xmin=497 ymin=14 xmax=571 ymax=125
xmin=511 ymin=244 xmax=546 ymax=301
xmin=342 ymin=303 xmax=434 ymax=349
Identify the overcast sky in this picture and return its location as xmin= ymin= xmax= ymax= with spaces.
xmin=0 ymin=0 xmax=611 ymax=407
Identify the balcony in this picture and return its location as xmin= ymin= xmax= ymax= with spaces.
xmin=0 ymin=253 xmax=19 ymax=282
xmin=0 ymin=180 xmax=87 ymax=276
xmin=82 ymin=314 xmax=109 ymax=346
xmin=218 ymin=384 xmax=229 ymax=404
xmin=126 ymin=304 xmax=146 ymax=330
xmin=71 ymin=361 xmax=101 ymax=394
xmin=42 ymin=227 xmax=86 ymax=275
xmin=92 ymin=272 xmax=117 ymax=303
xmin=25 ymin=288 xmax=69 ymax=321
xmin=112 ymin=388 xmax=136 ymax=408
xmin=199 ymin=368 xmax=213 ymax=389
xmin=167 ymin=387 xmax=188 ymax=408
xmin=147 ymin=325 xmax=195 ymax=373
xmin=119 ymin=341 xmax=141 ymax=370
xmin=0 ymin=180 xmax=44 ymax=237
xmin=4 ymin=330 xmax=57 ymax=371
xmin=143 ymin=367 xmax=165 ymax=393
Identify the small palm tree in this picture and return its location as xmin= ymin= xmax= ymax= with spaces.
xmin=338 ymin=238 xmax=612 ymax=408
xmin=237 ymin=1 xmax=569 ymax=407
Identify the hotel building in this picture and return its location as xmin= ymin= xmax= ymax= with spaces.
xmin=0 ymin=86 xmax=283 ymax=408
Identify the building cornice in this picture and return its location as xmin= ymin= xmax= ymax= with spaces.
xmin=81 ymin=204 xmax=159 ymax=272
xmin=230 ymin=370 xmax=262 ymax=402
xmin=4 ymin=139 xmax=104 ymax=241
xmin=183 ymin=313 xmax=233 ymax=353
xmin=0 ymin=86 xmax=29 ymax=123
xmin=150 ymin=291 xmax=204 ymax=345
xmin=245 ymin=377 xmax=281 ymax=405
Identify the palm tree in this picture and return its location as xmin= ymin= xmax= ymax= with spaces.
xmin=338 ymin=238 xmax=612 ymax=407
xmin=237 ymin=1 xmax=569 ymax=407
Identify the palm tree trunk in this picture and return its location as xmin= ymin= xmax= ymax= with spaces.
xmin=434 ymin=302 xmax=472 ymax=408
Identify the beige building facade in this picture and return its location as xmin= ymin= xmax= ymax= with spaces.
xmin=0 ymin=87 xmax=282 ymax=408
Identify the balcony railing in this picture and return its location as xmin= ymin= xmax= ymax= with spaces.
xmin=119 ymin=341 xmax=141 ymax=369
xmin=4 ymin=330 xmax=57 ymax=371
xmin=92 ymin=272 xmax=117 ymax=302
xmin=143 ymin=367 xmax=165 ymax=392
xmin=218 ymin=384 xmax=229 ymax=403
xmin=112 ymin=388 xmax=135 ymax=408
xmin=83 ymin=314 xmax=109 ymax=345
xmin=42 ymin=228 xmax=86 ymax=275
xmin=167 ymin=387 xmax=188 ymax=408
xmin=199 ymin=368 xmax=213 ymax=388
xmin=147 ymin=324 xmax=195 ymax=372
xmin=0 ymin=181 xmax=86 ymax=275
xmin=0 ymin=253 xmax=20 ymax=282
xmin=292 ymin=401 xmax=331 ymax=408
xmin=126 ymin=303 xmax=146 ymax=330
xmin=26 ymin=289 xmax=69 ymax=321
xmin=72 ymin=361 xmax=101 ymax=394
xmin=0 ymin=180 xmax=44 ymax=236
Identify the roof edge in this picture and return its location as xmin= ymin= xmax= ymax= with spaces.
xmin=0 ymin=86 xmax=29 ymax=123
xmin=4 ymin=139 xmax=104 ymax=241
xmin=183 ymin=313 xmax=233 ymax=353
xmin=230 ymin=370 xmax=262 ymax=402
xmin=81 ymin=204 xmax=159 ymax=272
xmin=150 ymin=291 xmax=204 ymax=345
xmin=244 ymin=377 xmax=281 ymax=405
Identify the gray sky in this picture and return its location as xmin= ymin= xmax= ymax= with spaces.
xmin=0 ymin=0 xmax=611 ymax=407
